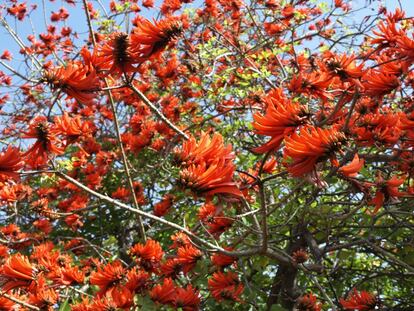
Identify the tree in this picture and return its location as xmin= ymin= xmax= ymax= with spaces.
xmin=0 ymin=0 xmax=413 ymax=310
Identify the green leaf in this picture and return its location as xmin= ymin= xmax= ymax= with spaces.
xmin=271 ymin=304 xmax=288 ymax=311
xmin=59 ymin=299 xmax=70 ymax=311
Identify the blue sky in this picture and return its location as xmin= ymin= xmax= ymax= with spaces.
xmin=0 ymin=0 xmax=412 ymax=83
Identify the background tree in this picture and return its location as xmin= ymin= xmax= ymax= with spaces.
xmin=0 ymin=0 xmax=413 ymax=310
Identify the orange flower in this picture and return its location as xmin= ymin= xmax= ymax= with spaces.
xmin=175 ymin=131 xmax=242 ymax=199
xmin=44 ymin=60 xmax=100 ymax=104
xmin=58 ymin=265 xmax=85 ymax=285
xmin=53 ymin=113 xmax=91 ymax=144
xmin=211 ymin=251 xmax=237 ymax=269
xmin=27 ymin=277 xmax=58 ymax=309
xmin=369 ymin=175 xmax=406 ymax=215
xmin=340 ymin=289 xmax=378 ymax=310
xmin=23 ymin=116 xmax=64 ymax=168
xmin=132 ymin=17 xmax=182 ymax=60
xmin=352 ymin=111 xmax=401 ymax=146
xmin=179 ymin=159 xmax=243 ymax=198
xmin=288 ymin=72 xmax=335 ymax=101
xmin=198 ymin=203 xmax=233 ymax=237
xmin=371 ymin=20 xmax=404 ymax=49
xmin=323 ymin=53 xmax=365 ymax=81
xmin=130 ymin=239 xmax=164 ymax=272
xmin=1 ymin=254 xmax=36 ymax=291
xmin=284 ymin=126 xmax=346 ymax=176
xmin=125 ymin=268 xmax=149 ymax=293
xmin=397 ymin=34 xmax=414 ymax=61
xmin=95 ymin=32 xmax=141 ymax=75
xmin=252 ymin=88 xmax=309 ymax=153
xmin=177 ymin=245 xmax=202 ymax=274
xmin=106 ymin=286 xmax=134 ymax=309
xmin=208 ymin=271 xmax=244 ymax=302
xmin=160 ymin=258 xmax=182 ymax=278
xmin=170 ymin=232 xmax=191 ymax=249
xmin=174 ymin=131 xmax=234 ymax=166
xmin=153 ymin=194 xmax=175 ymax=217
xmin=362 ymin=70 xmax=400 ymax=97
xmin=296 ymin=293 xmax=322 ymax=311
xmin=174 ymin=285 xmax=201 ymax=311
xmin=150 ymin=277 xmax=176 ymax=305
xmin=339 ymin=154 xmax=365 ymax=178
xmin=0 ymin=146 xmax=23 ymax=181
xmin=89 ymin=261 xmax=125 ymax=294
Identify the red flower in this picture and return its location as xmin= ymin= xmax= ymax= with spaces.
xmin=296 ymin=293 xmax=322 ymax=311
xmin=125 ymin=268 xmax=149 ymax=293
xmin=89 ymin=261 xmax=125 ymax=294
xmin=339 ymin=154 xmax=365 ymax=177
xmin=368 ymin=174 xmax=406 ymax=215
xmin=160 ymin=258 xmax=182 ymax=278
xmin=132 ymin=17 xmax=182 ymax=60
xmin=179 ymin=159 xmax=243 ymax=198
xmin=208 ymin=271 xmax=244 ymax=302
xmin=130 ymin=239 xmax=164 ymax=271
xmin=252 ymin=88 xmax=310 ymax=153
xmin=284 ymin=126 xmax=346 ymax=176
xmin=44 ymin=60 xmax=100 ymax=104
xmin=177 ymin=245 xmax=202 ymax=274
xmin=340 ymin=289 xmax=378 ymax=310
xmin=362 ymin=70 xmax=400 ymax=97
xmin=95 ymin=32 xmax=141 ymax=75
xmin=170 ymin=232 xmax=191 ymax=249
xmin=1 ymin=254 xmax=36 ymax=291
xmin=0 ymin=146 xmax=24 ymax=181
xmin=174 ymin=285 xmax=201 ymax=311
xmin=153 ymin=194 xmax=175 ymax=217
xmin=211 ymin=251 xmax=237 ymax=269
xmin=0 ymin=296 xmax=16 ymax=310
xmin=150 ymin=277 xmax=176 ymax=305
xmin=52 ymin=113 xmax=91 ymax=144
xmin=23 ymin=116 xmax=64 ymax=168
xmin=323 ymin=53 xmax=365 ymax=81
xmin=174 ymin=132 xmax=234 ymax=166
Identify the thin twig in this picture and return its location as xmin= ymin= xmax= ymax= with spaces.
xmin=82 ymin=0 xmax=147 ymax=241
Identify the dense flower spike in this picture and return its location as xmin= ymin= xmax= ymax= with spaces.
xmin=296 ymin=293 xmax=322 ymax=311
xmin=176 ymin=132 xmax=243 ymax=198
xmin=284 ymin=126 xmax=346 ymax=176
xmin=23 ymin=116 xmax=64 ymax=168
xmin=130 ymin=239 xmax=164 ymax=271
xmin=208 ymin=271 xmax=244 ymax=302
xmin=0 ymin=146 xmax=23 ymax=181
xmin=95 ymin=32 xmax=141 ymax=75
xmin=1 ymin=254 xmax=36 ymax=291
xmin=340 ymin=289 xmax=378 ymax=310
xmin=339 ymin=154 xmax=365 ymax=177
xmin=150 ymin=277 xmax=175 ymax=305
xmin=174 ymin=285 xmax=201 ymax=311
xmin=44 ymin=60 xmax=100 ymax=104
xmin=362 ymin=70 xmax=400 ymax=97
xmin=89 ymin=261 xmax=125 ymax=294
xmin=252 ymin=88 xmax=310 ymax=153
xmin=369 ymin=174 xmax=407 ymax=214
xmin=132 ymin=16 xmax=183 ymax=59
